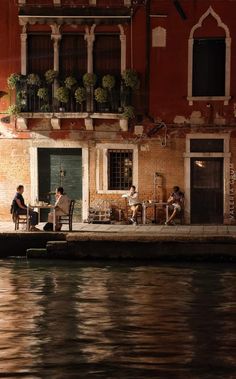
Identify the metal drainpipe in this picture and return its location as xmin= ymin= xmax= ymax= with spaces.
xmin=130 ymin=7 xmax=134 ymax=69
xmin=145 ymin=0 xmax=151 ymax=117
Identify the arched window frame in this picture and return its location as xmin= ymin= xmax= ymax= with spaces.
xmin=187 ymin=7 xmax=231 ymax=105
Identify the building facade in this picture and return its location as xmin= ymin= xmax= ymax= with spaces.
xmin=0 ymin=0 xmax=236 ymax=224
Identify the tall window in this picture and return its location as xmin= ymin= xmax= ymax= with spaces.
xmin=59 ymin=34 xmax=87 ymax=78
xmin=93 ymin=34 xmax=121 ymax=78
xmin=27 ymin=33 xmax=53 ymax=75
xmin=108 ymin=149 xmax=133 ymax=190
xmin=192 ymin=38 xmax=225 ymax=96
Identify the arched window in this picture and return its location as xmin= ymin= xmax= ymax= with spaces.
xmin=187 ymin=7 xmax=231 ymax=105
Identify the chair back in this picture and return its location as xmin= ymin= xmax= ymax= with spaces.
xmin=59 ymin=199 xmax=75 ymax=231
xmin=69 ymin=199 xmax=75 ymax=217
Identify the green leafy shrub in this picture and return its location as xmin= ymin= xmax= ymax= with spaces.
xmin=122 ymin=69 xmax=139 ymax=89
xmin=37 ymin=87 xmax=49 ymax=101
xmin=94 ymin=87 xmax=107 ymax=103
xmin=7 ymin=73 xmax=21 ymax=89
xmin=55 ymin=86 xmax=69 ymax=103
xmin=122 ymin=105 xmax=135 ymax=119
xmin=27 ymin=73 xmax=41 ymax=86
xmin=45 ymin=69 xmax=58 ymax=84
xmin=7 ymin=104 xmax=21 ymax=116
xmin=83 ymin=73 xmax=97 ymax=87
xmin=75 ymin=87 xmax=86 ymax=104
xmin=102 ymin=74 xmax=115 ymax=90
xmin=65 ymin=76 xmax=77 ymax=89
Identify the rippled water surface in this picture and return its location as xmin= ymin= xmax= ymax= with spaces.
xmin=0 ymin=260 xmax=235 ymax=379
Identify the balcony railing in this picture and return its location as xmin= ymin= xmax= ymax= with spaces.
xmin=16 ymin=84 xmax=132 ymax=115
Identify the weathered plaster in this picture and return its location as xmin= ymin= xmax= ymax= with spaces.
xmin=174 ymin=111 xmax=205 ymax=125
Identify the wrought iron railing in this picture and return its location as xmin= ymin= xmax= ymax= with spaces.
xmin=17 ymin=84 xmax=132 ymax=114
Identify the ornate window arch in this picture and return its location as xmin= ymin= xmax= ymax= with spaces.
xmin=187 ymin=7 xmax=231 ymax=105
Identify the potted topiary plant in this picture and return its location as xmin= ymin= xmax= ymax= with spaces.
xmin=102 ymin=74 xmax=115 ymax=91
xmin=83 ymin=73 xmax=97 ymax=87
xmin=75 ymin=87 xmax=86 ymax=112
xmin=65 ymin=76 xmax=77 ymax=90
xmin=37 ymin=87 xmax=49 ymax=101
xmin=121 ymin=69 xmax=140 ymax=108
xmin=122 ymin=69 xmax=139 ymax=89
xmin=102 ymin=74 xmax=116 ymax=111
xmin=37 ymin=87 xmax=49 ymax=112
xmin=94 ymin=87 xmax=108 ymax=112
xmin=26 ymin=73 xmax=41 ymax=87
xmin=45 ymin=69 xmax=58 ymax=84
xmin=83 ymin=73 xmax=97 ymax=112
xmin=55 ymin=86 xmax=69 ymax=111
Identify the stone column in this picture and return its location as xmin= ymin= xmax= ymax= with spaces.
xmin=51 ymin=25 xmax=61 ymax=99
xmin=120 ymin=34 xmax=126 ymax=73
xmin=51 ymin=33 xmax=61 ymax=73
xmin=21 ymin=31 xmax=27 ymax=75
xmin=85 ymin=33 xmax=95 ymax=74
xmin=118 ymin=25 xmax=126 ymax=73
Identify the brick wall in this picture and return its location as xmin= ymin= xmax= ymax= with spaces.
xmin=0 ymin=139 xmax=31 ymax=220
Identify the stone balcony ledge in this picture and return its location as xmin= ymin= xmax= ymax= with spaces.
xmin=17 ymin=112 xmax=128 ymax=131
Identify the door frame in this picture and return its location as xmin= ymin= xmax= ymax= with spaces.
xmin=30 ymin=143 xmax=89 ymax=221
xmin=184 ymin=133 xmax=231 ymax=224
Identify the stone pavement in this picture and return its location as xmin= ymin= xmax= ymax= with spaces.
xmin=1 ymin=221 xmax=236 ymax=237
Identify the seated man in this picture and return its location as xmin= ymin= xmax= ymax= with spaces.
xmin=46 ymin=187 xmax=70 ymax=231
xmin=165 ymin=186 xmax=184 ymax=225
xmin=11 ymin=185 xmax=39 ymax=231
xmin=122 ymin=185 xmax=141 ymax=225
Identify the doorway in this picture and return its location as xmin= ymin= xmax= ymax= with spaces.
xmin=191 ymin=158 xmax=223 ymax=224
xmin=38 ymin=148 xmax=82 ymax=221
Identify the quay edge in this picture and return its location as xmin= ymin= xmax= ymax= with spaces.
xmin=8 ymin=231 xmax=236 ymax=262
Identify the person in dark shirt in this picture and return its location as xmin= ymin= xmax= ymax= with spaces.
xmin=11 ymin=185 xmax=39 ymax=231
xmin=165 ymin=186 xmax=184 ymax=225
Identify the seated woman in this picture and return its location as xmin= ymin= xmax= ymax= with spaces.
xmin=11 ymin=185 xmax=39 ymax=231
xmin=165 ymin=186 xmax=184 ymax=225
xmin=122 ymin=185 xmax=141 ymax=225
xmin=46 ymin=187 xmax=70 ymax=231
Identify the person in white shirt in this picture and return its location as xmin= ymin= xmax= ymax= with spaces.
xmin=122 ymin=185 xmax=141 ymax=224
xmin=48 ymin=187 xmax=70 ymax=231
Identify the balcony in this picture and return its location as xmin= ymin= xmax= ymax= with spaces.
xmin=9 ymin=70 xmax=138 ymax=131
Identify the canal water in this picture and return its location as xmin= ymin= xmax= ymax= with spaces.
xmin=0 ymin=260 xmax=235 ymax=379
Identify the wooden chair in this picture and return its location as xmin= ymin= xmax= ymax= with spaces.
xmin=58 ymin=200 xmax=75 ymax=231
xmin=13 ymin=212 xmax=30 ymax=231
xmin=166 ymin=201 xmax=185 ymax=224
xmin=124 ymin=198 xmax=143 ymax=224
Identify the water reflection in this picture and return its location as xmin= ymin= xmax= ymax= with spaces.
xmin=0 ymin=260 xmax=235 ymax=379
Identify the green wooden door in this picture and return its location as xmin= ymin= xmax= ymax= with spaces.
xmin=38 ymin=148 xmax=82 ymax=221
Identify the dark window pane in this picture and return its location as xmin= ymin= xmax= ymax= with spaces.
xmin=108 ymin=149 xmax=133 ymax=190
xmin=60 ymin=34 xmax=87 ymax=78
xmin=192 ymin=38 xmax=225 ymax=96
xmin=93 ymin=34 xmax=121 ymax=79
xmin=28 ymin=34 xmax=53 ymax=75
xmin=190 ymin=139 xmax=224 ymax=152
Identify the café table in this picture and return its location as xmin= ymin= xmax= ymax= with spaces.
xmin=27 ymin=203 xmax=56 ymax=231
xmin=142 ymin=201 xmax=168 ymax=224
